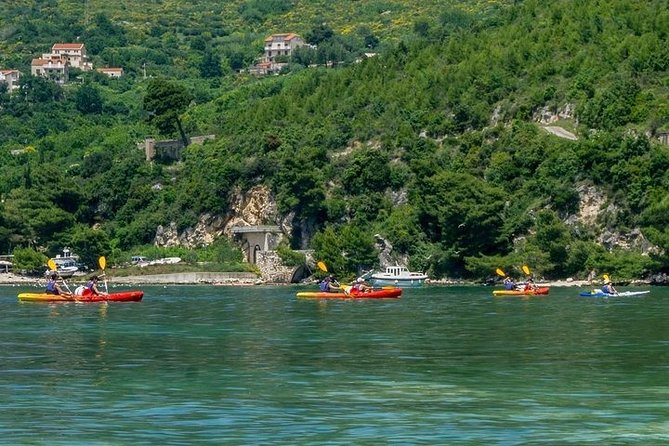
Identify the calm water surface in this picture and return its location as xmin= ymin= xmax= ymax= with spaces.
xmin=2 ymin=284 xmax=669 ymax=445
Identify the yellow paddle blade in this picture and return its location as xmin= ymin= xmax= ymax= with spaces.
xmin=495 ymin=268 xmax=506 ymax=277
xmin=603 ymin=274 xmax=610 ymax=282
xmin=522 ymin=265 xmax=530 ymax=276
xmin=47 ymin=259 xmax=56 ymax=271
xmin=317 ymin=261 xmax=328 ymax=272
xmin=99 ymin=256 xmax=107 ymax=270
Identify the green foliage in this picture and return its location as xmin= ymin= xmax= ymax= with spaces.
xmin=200 ymin=48 xmax=223 ymax=78
xmin=341 ymin=149 xmax=391 ymax=195
xmin=75 ymin=84 xmax=104 ymax=114
xmin=196 ymin=238 xmax=245 ymax=264
xmin=524 ymin=210 xmax=572 ymax=278
xmin=273 ymin=145 xmax=327 ymax=222
xmin=1 ymin=0 xmax=669 ymax=281
xmin=276 ymin=241 xmax=306 ymax=267
xmin=311 ymin=225 xmax=378 ymax=280
xmin=377 ymin=205 xmax=424 ymax=254
xmin=69 ymin=226 xmax=112 ymax=270
xmin=143 ymin=78 xmax=194 ymax=141
xmin=117 ymin=241 xmax=252 ymax=273
xmin=12 ymin=247 xmax=48 ymax=274
xmin=579 ymin=78 xmax=641 ymax=130
xmin=415 ymin=171 xmax=507 ymax=261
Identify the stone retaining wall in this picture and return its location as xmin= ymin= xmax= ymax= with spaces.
xmin=110 ymin=272 xmax=258 ymax=285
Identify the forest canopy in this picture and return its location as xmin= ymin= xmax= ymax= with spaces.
xmin=0 ymin=0 xmax=668 ymax=281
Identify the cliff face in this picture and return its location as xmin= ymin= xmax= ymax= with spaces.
xmin=152 ymin=180 xmax=661 ymax=283
xmin=567 ymin=184 xmax=659 ymax=256
xmin=154 ymin=185 xmax=282 ymax=248
xmin=152 ymin=184 xmax=305 ymax=282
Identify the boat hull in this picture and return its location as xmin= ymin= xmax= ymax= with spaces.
xmin=297 ymin=288 xmax=402 ymax=299
xmin=370 ymin=278 xmax=426 ymax=288
xmin=493 ymin=287 xmax=550 ymax=296
xmin=18 ymin=291 xmax=144 ymax=303
xmin=579 ymin=290 xmax=650 ymax=298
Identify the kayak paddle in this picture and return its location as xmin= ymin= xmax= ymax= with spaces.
xmin=98 ymin=256 xmax=109 ymax=293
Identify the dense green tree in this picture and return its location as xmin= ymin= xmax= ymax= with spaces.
xmin=18 ymin=75 xmax=63 ymax=103
xmin=306 ymin=23 xmax=335 ymax=45
xmin=12 ymin=247 xmax=47 ymax=274
xmin=200 ymin=48 xmax=223 ymax=78
xmin=69 ymin=226 xmax=112 ymax=270
xmin=415 ymin=171 xmax=507 ymax=261
xmin=311 ymin=224 xmax=377 ymax=279
xmin=143 ymin=78 xmax=193 ymax=146
xmin=525 ymin=210 xmax=572 ymax=277
xmin=75 ymin=83 xmax=103 ymax=114
xmin=341 ymin=149 xmax=391 ymax=195
xmin=84 ymin=12 xmax=128 ymax=54
xmin=380 ymin=205 xmax=424 ymax=255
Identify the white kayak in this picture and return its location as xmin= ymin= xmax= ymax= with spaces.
xmin=580 ymin=290 xmax=650 ymax=298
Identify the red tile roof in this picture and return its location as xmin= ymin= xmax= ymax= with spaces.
xmin=52 ymin=43 xmax=84 ymax=50
xmin=32 ymin=58 xmax=66 ymax=66
xmin=264 ymin=33 xmax=300 ymax=42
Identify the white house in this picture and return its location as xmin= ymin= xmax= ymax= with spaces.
xmin=263 ymin=33 xmax=306 ymax=62
xmin=97 ymin=67 xmax=124 ymax=78
xmin=31 ymin=58 xmax=69 ymax=84
xmin=49 ymin=43 xmax=93 ymax=71
xmin=249 ymin=33 xmax=308 ymax=75
xmin=0 ymin=69 xmax=20 ymax=91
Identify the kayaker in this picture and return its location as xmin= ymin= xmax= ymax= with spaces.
xmin=602 ymin=281 xmax=618 ymax=295
xmin=46 ymin=273 xmax=70 ymax=296
xmin=503 ymin=276 xmax=516 ymax=290
xmin=524 ymin=277 xmax=538 ymax=291
xmin=85 ymin=276 xmax=107 ymax=296
xmin=319 ymin=275 xmax=339 ymax=292
xmin=351 ymin=277 xmax=371 ymax=293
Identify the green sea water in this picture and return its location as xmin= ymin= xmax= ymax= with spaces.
xmin=2 ymin=284 xmax=669 ymax=445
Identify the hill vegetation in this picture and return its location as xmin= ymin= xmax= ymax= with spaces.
xmin=1 ymin=0 xmax=668 ymax=282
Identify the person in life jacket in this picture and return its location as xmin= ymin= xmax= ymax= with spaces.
xmin=524 ymin=277 xmax=538 ymax=291
xmin=602 ymin=281 xmax=618 ymax=295
xmin=351 ymin=277 xmax=371 ymax=293
xmin=319 ymin=275 xmax=339 ymax=292
xmin=46 ymin=274 xmax=70 ymax=296
xmin=503 ymin=276 xmax=516 ymax=290
xmin=84 ymin=276 xmax=107 ymax=296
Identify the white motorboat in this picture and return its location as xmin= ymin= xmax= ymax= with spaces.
xmin=370 ymin=266 xmax=427 ymax=288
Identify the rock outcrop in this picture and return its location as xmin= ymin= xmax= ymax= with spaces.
xmin=154 ymin=185 xmax=282 ymax=248
xmin=223 ymin=185 xmax=279 ymax=236
xmin=565 ymin=183 xmax=660 ymax=256
xmin=374 ymin=233 xmax=409 ymax=269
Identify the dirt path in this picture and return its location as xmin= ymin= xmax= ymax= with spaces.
xmin=543 ymin=126 xmax=578 ymax=140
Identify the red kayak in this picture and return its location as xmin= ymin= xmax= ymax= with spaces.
xmin=18 ymin=290 xmax=144 ymax=302
xmin=296 ymin=288 xmax=402 ymax=299
xmin=492 ymin=287 xmax=550 ymax=296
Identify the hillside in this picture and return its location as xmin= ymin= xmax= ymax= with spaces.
xmin=0 ymin=0 xmax=668 ymax=282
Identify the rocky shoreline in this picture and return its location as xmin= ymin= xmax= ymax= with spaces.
xmin=0 ymin=272 xmax=261 ymax=287
xmin=0 ymin=272 xmax=656 ymax=287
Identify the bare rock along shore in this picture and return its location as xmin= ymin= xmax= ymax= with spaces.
xmin=2 ymin=272 xmax=649 ymax=288
xmin=0 ymin=272 xmax=260 ymax=286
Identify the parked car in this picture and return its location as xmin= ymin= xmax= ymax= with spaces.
xmin=131 ymin=256 xmax=148 ymax=265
